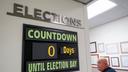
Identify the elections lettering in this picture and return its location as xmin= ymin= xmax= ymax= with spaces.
xmin=7 ymin=3 xmax=82 ymax=28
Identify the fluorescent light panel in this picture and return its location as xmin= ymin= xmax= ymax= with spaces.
xmin=87 ymin=0 xmax=117 ymax=19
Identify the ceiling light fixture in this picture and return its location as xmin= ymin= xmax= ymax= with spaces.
xmin=87 ymin=0 xmax=117 ymax=19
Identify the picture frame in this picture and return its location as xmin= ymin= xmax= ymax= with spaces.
xmin=97 ymin=43 xmax=105 ymax=53
xmin=111 ymin=57 xmax=120 ymax=67
xmin=106 ymin=43 xmax=119 ymax=54
xmin=120 ymin=55 xmax=128 ymax=67
xmin=100 ymin=56 xmax=110 ymax=66
xmin=91 ymin=54 xmax=99 ymax=67
xmin=90 ymin=42 xmax=97 ymax=53
xmin=120 ymin=41 xmax=128 ymax=54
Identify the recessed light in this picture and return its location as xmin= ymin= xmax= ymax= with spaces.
xmin=87 ymin=0 xmax=117 ymax=19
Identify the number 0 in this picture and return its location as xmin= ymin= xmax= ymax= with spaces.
xmin=48 ymin=45 xmax=55 ymax=57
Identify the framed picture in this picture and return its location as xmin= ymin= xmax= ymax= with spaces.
xmin=90 ymin=42 xmax=97 ymax=53
xmin=91 ymin=54 xmax=99 ymax=67
xmin=100 ymin=56 xmax=110 ymax=66
xmin=97 ymin=43 xmax=105 ymax=53
xmin=121 ymin=55 xmax=128 ymax=67
xmin=106 ymin=43 xmax=119 ymax=54
xmin=111 ymin=57 xmax=120 ymax=67
xmin=120 ymin=41 xmax=128 ymax=54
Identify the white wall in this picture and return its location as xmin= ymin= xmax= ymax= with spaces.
xmin=0 ymin=0 xmax=90 ymax=72
xmin=90 ymin=16 xmax=128 ymax=43
xmin=90 ymin=16 xmax=128 ymax=72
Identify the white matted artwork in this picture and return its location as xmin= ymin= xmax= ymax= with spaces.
xmin=91 ymin=54 xmax=99 ymax=67
xmin=97 ymin=43 xmax=105 ymax=53
xmin=90 ymin=42 xmax=97 ymax=53
xmin=120 ymin=41 xmax=128 ymax=54
xmin=121 ymin=55 xmax=128 ymax=67
xmin=106 ymin=43 xmax=119 ymax=54
xmin=111 ymin=57 xmax=120 ymax=67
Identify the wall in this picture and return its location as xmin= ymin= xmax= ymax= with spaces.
xmin=0 ymin=0 xmax=90 ymax=72
xmin=90 ymin=16 xmax=128 ymax=43
xmin=90 ymin=16 xmax=128 ymax=72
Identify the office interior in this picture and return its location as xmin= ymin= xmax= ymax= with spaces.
xmin=0 ymin=0 xmax=128 ymax=72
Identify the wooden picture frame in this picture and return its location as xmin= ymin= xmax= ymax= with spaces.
xmin=91 ymin=54 xmax=99 ymax=67
xmin=120 ymin=41 xmax=128 ymax=54
xmin=90 ymin=42 xmax=97 ymax=53
xmin=111 ymin=57 xmax=120 ymax=67
xmin=120 ymin=55 xmax=128 ymax=67
xmin=100 ymin=56 xmax=110 ymax=66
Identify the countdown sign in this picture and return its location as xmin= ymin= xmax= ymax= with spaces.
xmin=22 ymin=24 xmax=79 ymax=72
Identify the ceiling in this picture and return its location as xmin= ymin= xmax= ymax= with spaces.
xmin=73 ymin=0 xmax=128 ymax=28
xmin=73 ymin=0 xmax=93 ymax=5
xmin=88 ymin=0 xmax=128 ymax=28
